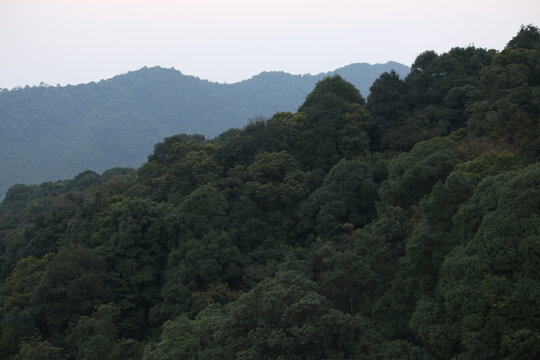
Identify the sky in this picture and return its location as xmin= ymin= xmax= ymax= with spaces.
xmin=1 ymin=0 xmax=539 ymax=89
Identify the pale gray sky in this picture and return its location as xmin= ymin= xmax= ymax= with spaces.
xmin=1 ymin=0 xmax=538 ymax=89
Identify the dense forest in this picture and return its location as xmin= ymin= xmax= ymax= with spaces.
xmin=0 ymin=61 xmax=409 ymax=198
xmin=0 ymin=25 xmax=538 ymax=359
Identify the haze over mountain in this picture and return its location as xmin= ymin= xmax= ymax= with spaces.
xmin=0 ymin=61 xmax=408 ymax=197
xmin=0 ymin=25 xmax=538 ymax=359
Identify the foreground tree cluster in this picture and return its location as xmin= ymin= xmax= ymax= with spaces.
xmin=0 ymin=25 xmax=538 ymax=359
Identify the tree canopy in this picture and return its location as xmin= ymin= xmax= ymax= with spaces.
xmin=0 ymin=26 xmax=538 ymax=360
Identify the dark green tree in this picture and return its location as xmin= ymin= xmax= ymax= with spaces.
xmin=30 ymin=245 xmax=112 ymax=336
xmin=411 ymin=163 xmax=540 ymax=359
xmin=298 ymin=159 xmax=378 ymax=241
xmin=89 ymin=197 xmax=170 ymax=337
xmin=379 ymin=137 xmax=462 ymax=208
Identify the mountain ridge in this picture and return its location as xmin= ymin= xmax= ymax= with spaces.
xmin=0 ymin=61 xmax=409 ymax=197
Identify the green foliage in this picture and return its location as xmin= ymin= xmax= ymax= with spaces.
xmin=138 ymin=134 xmax=222 ymax=202
xmin=151 ymin=186 xmax=241 ymax=322
xmin=368 ymin=46 xmax=495 ymax=153
xmin=143 ymin=305 xmax=225 ymax=360
xmin=110 ymin=339 xmax=144 ymax=360
xmin=452 ymin=150 xmax=526 ymax=184
xmin=89 ymin=197 xmax=170 ymax=337
xmin=0 ymin=27 xmax=538 ymax=359
xmin=297 ymin=76 xmax=374 ymax=170
xmin=215 ymin=76 xmax=374 ymax=173
xmin=371 ymin=340 xmax=436 ymax=360
xmin=420 ymin=173 xmax=475 ymax=232
xmin=468 ymin=27 xmax=540 ymax=158
xmin=506 ymin=24 xmax=540 ymax=50
xmin=215 ymin=271 xmax=375 ymax=359
xmin=101 ymin=167 xmax=136 ymax=183
xmin=407 ymin=47 xmax=494 ymax=108
xmin=244 ymin=151 xmax=309 ymax=211
xmin=66 ymin=304 xmax=120 ymax=360
xmin=379 ymin=137 xmax=462 ymax=208
xmin=70 ymin=170 xmax=100 ymax=190
xmin=299 ymin=74 xmax=365 ymax=110
xmin=169 ymin=186 xmax=228 ymax=242
xmin=354 ymin=204 xmax=410 ymax=261
xmin=308 ymin=244 xmax=376 ymax=315
xmin=5 ymin=204 xmax=75 ymax=272
xmin=3 ymin=254 xmax=55 ymax=310
xmin=299 ymin=160 xmax=378 ymax=241
xmin=31 ymin=245 xmax=113 ymax=335
xmin=411 ymin=163 xmax=540 ymax=359
xmin=0 ymin=63 xmax=409 ymax=198
xmin=0 ymin=325 xmax=20 ymax=358
xmin=4 ymin=184 xmax=33 ymax=203
xmin=367 ymin=70 xmax=410 ymax=151
xmin=13 ymin=331 xmax=62 ymax=360
xmin=65 ymin=303 xmax=143 ymax=360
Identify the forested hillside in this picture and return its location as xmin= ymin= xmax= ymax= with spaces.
xmin=0 ymin=61 xmax=408 ymax=198
xmin=0 ymin=26 xmax=538 ymax=360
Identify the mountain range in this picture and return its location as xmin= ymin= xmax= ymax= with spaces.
xmin=0 ymin=61 xmax=409 ymax=197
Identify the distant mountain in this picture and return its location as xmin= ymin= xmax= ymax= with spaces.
xmin=0 ymin=62 xmax=409 ymax=196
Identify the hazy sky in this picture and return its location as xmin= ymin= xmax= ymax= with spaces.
xmin=1 ymin=0 xmax=539 ymax=88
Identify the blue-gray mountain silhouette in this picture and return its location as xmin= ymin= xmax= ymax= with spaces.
xmin=0 ymin=62 xmax=409 ymax=196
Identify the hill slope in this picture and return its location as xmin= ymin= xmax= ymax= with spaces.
xmin=0 ymin=23 xmax=538 ymax=358
xmin=0 ymin=62 xmax=409 ymax=197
